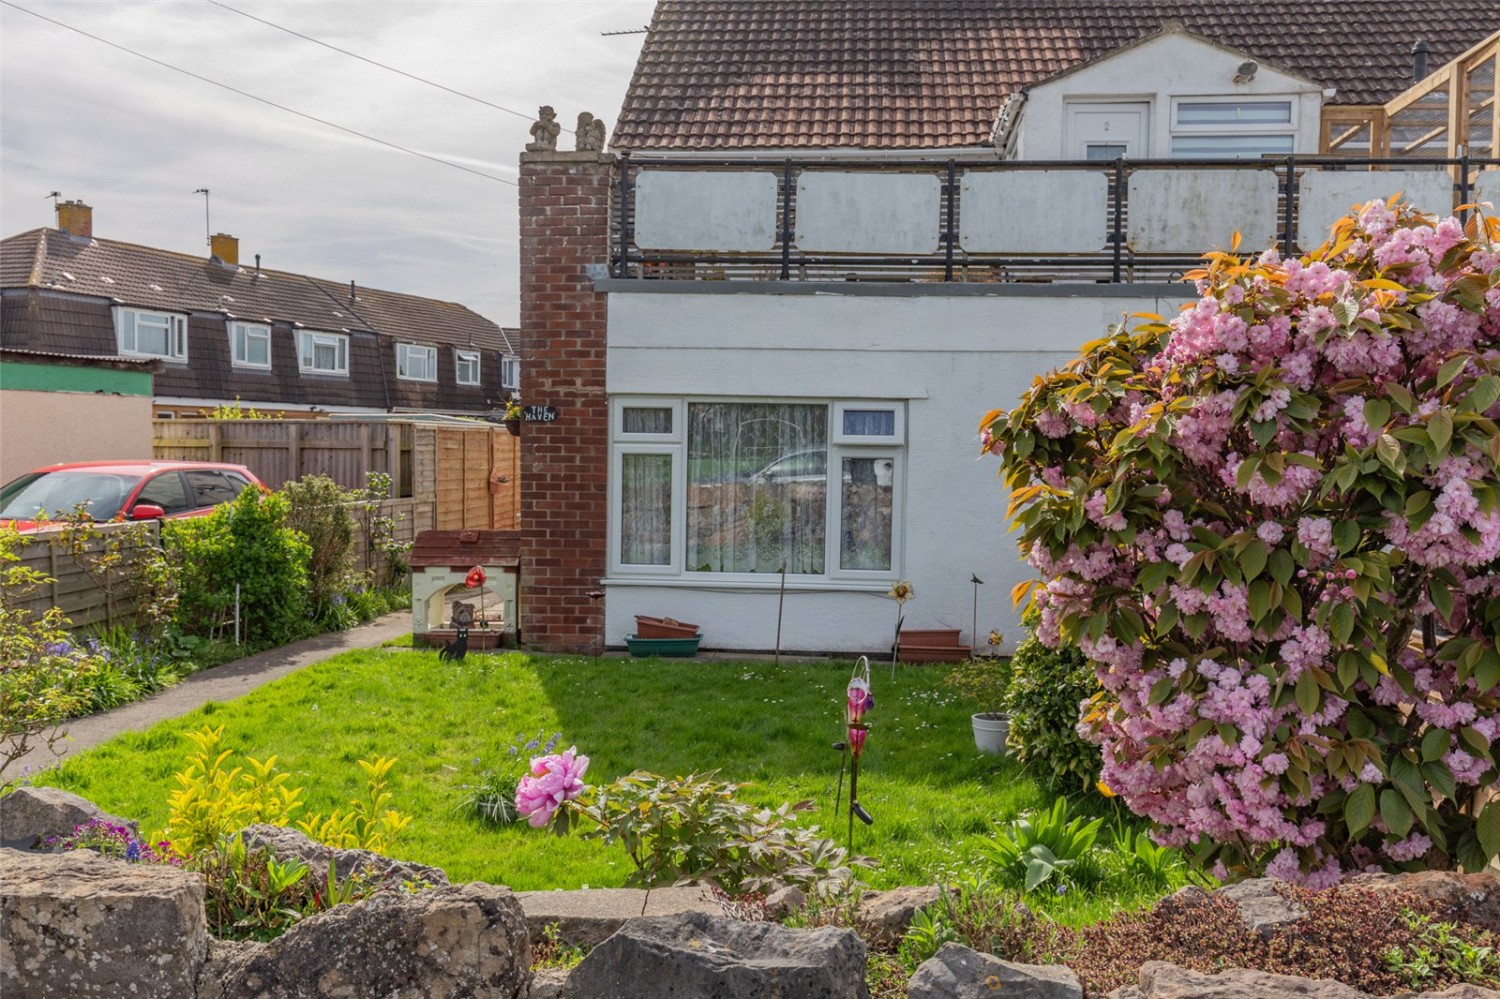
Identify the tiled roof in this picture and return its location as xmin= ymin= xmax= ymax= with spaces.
xmin=613 ymin=0 xmax=1500 ymax=150
xmin=409 ymin=529 xmax=523 ymax=570
xmin=0 ymin=228 xmax=517 ymax=356
xmin=0 ymin=347 xmax=162 ymax=371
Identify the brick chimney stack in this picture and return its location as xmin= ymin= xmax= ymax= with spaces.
xmin=210 ymin=232 xmax=239 ymax=266
xmin=56 ymin=200 xmax=93 ymax=239
xmin=517 ymin=126 xmax=615 ymax=653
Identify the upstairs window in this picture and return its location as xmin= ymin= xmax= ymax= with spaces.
xmin=1171 ymin=98 xmax=1296 ymax=159
xmin=229 ymin=322 xmax=271 ymax=369
xmin=396 ymin=343 xmax=437 ymax=382
xmin=501 ymin=356 xmax=521 ymax=392
xmin=116 ymin=308 xmax=187 ymax=361
xmin=298 ymin=330 xmax=348 ymax=375
xmin=455 ymin=350 xmax=481 ymax=386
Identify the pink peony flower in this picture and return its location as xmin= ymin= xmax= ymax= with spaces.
xmin=515 ymin=746 xmax=590 ymax=828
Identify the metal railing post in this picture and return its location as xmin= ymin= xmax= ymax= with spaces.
xmin=616 ymin=153 xmax=632 ymax=278
xmin=780 ymin=159 xmax=793 ymax=280
xmin=1111 ymin=158 xmax=1125 ymax=283
xmin=1282 ymin=155 xmax=1297 ymax=258
xmin=944 ymin=159 xmax=957 ymax=282
xmin=1458 ymin=153 xmax=1471 ymax=222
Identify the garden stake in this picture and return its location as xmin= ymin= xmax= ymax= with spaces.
xmin=775 ymin=561 xmax=787 ymax=665
xmin=832 ymin=739 xmax=847 ymax=815
xmin=971 ymin=572 xmax=984 ymax=652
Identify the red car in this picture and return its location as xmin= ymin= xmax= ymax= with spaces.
xmin=0 ymin=460 xmax=265 ymax=532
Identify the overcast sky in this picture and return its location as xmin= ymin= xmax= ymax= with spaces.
xmin=0 ymin=0 xmax=656 ymax=328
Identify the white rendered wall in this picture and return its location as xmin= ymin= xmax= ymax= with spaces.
xmin=1016 ymin=33 xmax=1324 ymax=160
xmin=601 ymin=287 xmax=1194 ymax=655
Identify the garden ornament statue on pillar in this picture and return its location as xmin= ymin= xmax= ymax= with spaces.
xmin=835 ymin=657 xmax=876 ymax=851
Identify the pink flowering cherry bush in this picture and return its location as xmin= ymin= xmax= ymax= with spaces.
xmin=980 ymin=201 xmax=1500 ymax=885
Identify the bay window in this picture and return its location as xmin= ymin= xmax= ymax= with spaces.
xmin=610 ymin=398 xmax=903 ymax=580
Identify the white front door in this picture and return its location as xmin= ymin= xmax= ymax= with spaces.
xmin=1066 ymin=102 xmax=1150 ymax=160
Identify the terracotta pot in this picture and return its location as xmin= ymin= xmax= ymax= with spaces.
xmin=635 ymin=615 xmax=701 ymax=639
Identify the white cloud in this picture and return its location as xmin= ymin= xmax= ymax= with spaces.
xmin=0 ymin=0 xmax=655 ymax=327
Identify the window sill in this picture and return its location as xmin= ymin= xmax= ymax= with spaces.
xmin=602 ymin=575 xmax=896 ymax=594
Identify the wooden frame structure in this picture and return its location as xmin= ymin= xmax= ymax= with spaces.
xmin=1322 ymin=31 xmax=1499 ymax=177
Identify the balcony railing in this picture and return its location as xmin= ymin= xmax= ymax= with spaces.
xmin=610 ymin=155 xmax=1500 ymax=285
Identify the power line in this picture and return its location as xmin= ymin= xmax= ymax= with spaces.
xmin=204 ymin=0 xmax=570 ymax=134
xmin=1 ymin=0 xmax=517 ymax=187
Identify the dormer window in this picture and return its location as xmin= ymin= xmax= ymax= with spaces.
xmin=115 ymin=307 xmax=187 ymax=361
xmin=298 ymin=330 xmax=348 ymax=375
xmin=396 ymin=343 xmax=437 ymax=382
xmin=455 ymin=350 xmax=481 ymax=386
xmin=1171 ymin=98 xmax=1295 ymax=158
xmin=229 ymin=321 xmax=271 ymax=369
xmin=501 ymin=356 xmax=521 ymax=392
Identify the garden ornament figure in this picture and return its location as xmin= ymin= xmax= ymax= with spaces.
xmin=834 ymin=657 xmax=876 ymax=850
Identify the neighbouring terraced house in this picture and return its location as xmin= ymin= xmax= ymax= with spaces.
xmin=1 ymin=200 xmax=520 ymax=421
xmin=517 ymin=0 xmax=1500 ymax=654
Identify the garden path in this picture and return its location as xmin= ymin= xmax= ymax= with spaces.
xmin=4 ymin=611 xmax=413 ymax=780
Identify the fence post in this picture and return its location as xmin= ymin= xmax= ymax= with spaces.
xmin=616 ymin=152 xmax=632 ymax=278
xmin=780 ymin=159 xmax=793 ymax=281
xmin=1111 ymin=158 xmax=1125 ymax=283
xmin=943 ymin=159 xmax=957 ymax=282
xmin=287 ymin=422 xmax=302 ymax=485
xmin=361 ymin=424 xmax=374 ymax=486
xmin=208 ymin=422 xmax=223 ymax=462
xmin=1282 ymin=155 xmax=1297 ymax=258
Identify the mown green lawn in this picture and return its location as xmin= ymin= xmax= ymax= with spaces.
xmin=36 ymin=648 xmax=1178 ymax=924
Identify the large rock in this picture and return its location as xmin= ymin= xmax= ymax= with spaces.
xmin=1133 ymin=961 xmax=1366 ymax=998
xmin=213 ymin=881 xmax=530 ymax=999
xmin=1347 ymin=871 xmax=1500 ymax=932
xmin=0 ymin=786 xmax=137 ymax=850
xmin=1215 ymin=878 xmax=1309 ymax=937
xmin=859 ymin=885 xmax=945 ymax=946
xmin=527 ymin=967 xmax=571 ymax=999
xmin=0 ymin=847 xmax=207 ymax=998
xmin=195 ymin=938 xmax=265 ymax=999
xmin=563 ymin=910 xmax=868 ymax=999
xmin=240 ymin=823 xmax=448 ymax=889
xmin=907 ymin=942 xmax=1081 ymax=999
xmin=515 ymin=885 xmax=722 ymax=948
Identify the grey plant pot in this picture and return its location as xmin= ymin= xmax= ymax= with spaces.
xmin=972 ymin=712 xmax=1010 ymax=755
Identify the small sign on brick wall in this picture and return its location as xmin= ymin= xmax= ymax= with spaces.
xmin=522 ymin=405 xmax=559 ymax=423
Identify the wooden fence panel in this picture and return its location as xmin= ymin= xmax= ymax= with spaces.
xmin=6 ymin=522 xmax=162 ymax=632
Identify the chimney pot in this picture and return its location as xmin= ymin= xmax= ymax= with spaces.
xmin=56 ymin=200 xmax=93 ymax=239
xmin=210 ymin=232 xmax=239 ymax=267
xmin=1412 ymin=40 xmax=1431 ymax=83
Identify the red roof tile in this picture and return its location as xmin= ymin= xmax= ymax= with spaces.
xmin=614 ymin=0 xmax=1499 ymax=150
xmin=409 ymin=530 xmax=522 ymax=570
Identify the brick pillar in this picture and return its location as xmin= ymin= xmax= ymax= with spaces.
xmin=518 ymin=148 xmax=614 ymax=653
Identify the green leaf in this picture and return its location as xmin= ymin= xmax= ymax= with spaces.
xmin=1385 ymin=382 xmax=1415 ymax=413
xmin=1295 ymin=670 xmax=1321 ymax=715
xmin=1363 ymin=398 xmax=1391 ymax=431
xmin=1269 ymin=549 xmax=1295 ymax=585
xmin=1248 ymin=580 xmax=1273 ymax=623
xmin=1379 ymin=789 xmax=1414 ymax=838
xmin=1330 ymin=602 xmax=1355 ymax=644
xmin=1436 ymin=354 xmax=1468 ymax=389
xmin=1421 ymin=726 xmax=1450 ymax=762
xmin=1429 ymin=579 xmax=1454 ymax=621
xmin=1461 ymin=374 xmax=1500 ymax=414
xmin=1429 ymin=408 xmax=1453 ymax=454
xmin=1148 ymin=676 xmax=1175 ymax=707
xmin=1333 ymin=519 xmax=1360 ymax=555
xmin=1422 ymin=760 xmax=1457 ymax=802
xmin=1475 ymin=651 xmax=1500 ymax=694
xmin=1138 ymin=562 xmax=1173 ymax=592
xmin=1375 ymin=434 xmax=1405 ymax=473
xmin=1477 ymin=804 xmax=1500 ymax=860
xmin=1241 ymin=539 xmax=1268 ymax=582
xmin=1344 ymin=783 xmax=1375 ymax=837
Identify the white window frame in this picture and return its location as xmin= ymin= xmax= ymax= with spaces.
xmin=115 ymin=307 xmax=188 ymax=362
xmin=455 ymin=349 xmax=482 ymax=386
xmin=501 ymin=355 xmax=521 ymax=392
xmin=297 ymin=330 xmax=349 ymax=376
xmin=607 ymin=397 xmax=904 ymax=583
xmin=228 ymin=321 xmax=272 ymax=370
xmin=395 ymin=342 xmax=437 ymax=382
xmin=1169 ymin=96 xmax=1297 ymax=158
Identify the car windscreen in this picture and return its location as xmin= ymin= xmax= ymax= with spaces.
xmin=0 ymin=470 xmax=143 ymax=521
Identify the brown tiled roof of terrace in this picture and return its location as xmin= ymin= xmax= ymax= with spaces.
xmin=0 ymin=228 xmax=516 ymax=355
xmin=613 ymin=0 xmax=1499 ymax=150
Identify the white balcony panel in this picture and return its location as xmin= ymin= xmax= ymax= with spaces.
xmin=1297 ymin=170 xmax=1453 ymax=245
xmin=795 ymin=173 xmax=942 ymax=254
xmin=1473 ymin=170 xmax=1500 ymax=215
xmin=634 ymin=170 xmax=779 ymax=252
xmin=961 ymin=171 xmax=1109 ymax=253
xmin=1128 ymin=169 xmax=1279 ymax=254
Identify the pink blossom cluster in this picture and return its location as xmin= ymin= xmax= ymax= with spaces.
xmin=516 ymin=746 xmax=590 ymax=828
xmin=985 ymin=201 xmax=1500 ymax=885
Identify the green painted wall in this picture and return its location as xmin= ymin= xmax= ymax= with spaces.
xmin=0 ymin=360 xmax=154 ymax=397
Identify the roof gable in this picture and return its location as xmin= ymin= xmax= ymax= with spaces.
xmin=613 ymin=0 xmax=1498 ymax=150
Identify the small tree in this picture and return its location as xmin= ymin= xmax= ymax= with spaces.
xmin=981 ymin=201 xmax=1500 ymax=885
xmin=280 ymin=475 xmax=358 ymax=623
